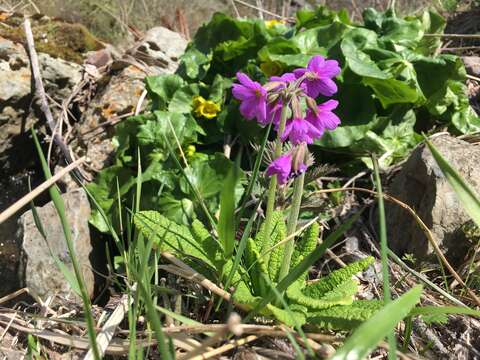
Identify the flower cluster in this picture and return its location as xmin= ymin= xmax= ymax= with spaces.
xmin=232 ymin=55 xmax=341 ymax=184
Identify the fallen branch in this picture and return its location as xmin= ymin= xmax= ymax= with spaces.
xmin=84 ymin=289 xmax=133 ymax=360
xmin=0 ymin=157 xmax=86 ymax=225
xmin=23 ymin=16 xmax=84 ymax=180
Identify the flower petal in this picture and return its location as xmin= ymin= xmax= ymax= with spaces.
xmin=318 ymin=60 xmax=341 ymax=78
xmin=307 ymin=55 xmax=326 ymax=73
xmin=232 ymin=84 xmax=253 ymax=101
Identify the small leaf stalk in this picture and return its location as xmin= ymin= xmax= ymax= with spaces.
xmin=261 ymin=100 xmax=289 ymax=258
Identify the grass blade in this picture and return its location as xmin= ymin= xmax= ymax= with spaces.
xmin=409 ymin=306 xmax=480 ymax=318
xmin=372 ymin=155 xmax=397 ymax=358
xmin=237 ymin=123 xmax=272 ymax=221
xmin=31 ymin=129 xmax=100 ymax=360
xmin=331 ymin=285 xmax=423 ymax=360
xmin=218 ymin=153 xmax=241 ymax=258
xmin=425 ymin=137 xmax=480 ymax=228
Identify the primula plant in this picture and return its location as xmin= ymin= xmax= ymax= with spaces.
xmin=133 ymin=55 xmax=382 ymax=328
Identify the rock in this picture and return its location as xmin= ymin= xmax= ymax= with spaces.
xmin=17 ymin=188 xmax=94 ymax=303
xmin=462 ymin=56 xmax=480 ymax=77
xmin=0 ymin=36 xmax=82 ymax=159
xmin=77 ymin=26 xmax=187 ymax=173
xmin=127 ymin=26 xmax=188 ymax=72
xmin=385 ymin=135 xmax=480 ymax=264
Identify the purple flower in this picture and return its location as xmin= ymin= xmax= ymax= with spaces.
xmin=294 ymin=55 xmax=340 ymax=98
xmin=267 ymin=101 xmax=284 ymax=127
xmin=232 ymin=72 xmax=267 ymax=123
xmin=270 ymin=72 xmax=296 ymax=84
xmin=266 ymin=153 xmax=292 ymax=184
xmin=305 ymin=99 xmax=340 ymax=131
xmin=281 ymin=117 xmax=324 ymax=145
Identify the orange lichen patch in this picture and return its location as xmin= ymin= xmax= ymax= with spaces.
xmin=0 ymin=12 xmax=11 ymax=22
xmin=101 ymin=105 xmax=117 ymax=119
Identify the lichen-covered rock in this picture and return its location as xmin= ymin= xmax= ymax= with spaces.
xmin=18 ymin=188 xmax=94 ymax=303
xmin=385 ymin=135 xmax=480 ymax=264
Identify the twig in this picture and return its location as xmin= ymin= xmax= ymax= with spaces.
xmin=229 ymin=0 xmax=241 ymax=18
xmin=467 ymin=74 xmax=480 ymax=82
xmin=234 ymin=0 xmax=287 ymax=19
xmin=158 ymin=262 xmax=249 ymax=312
xmin=424 ymin=33 xmax=480 ymax=39
xmin=310 ymin=187 xmax=480 ymax=307
xmin=0 ymin=157 xmax=86 ymax=225
xmin=188 ymin=335 xmax=259 ymax=360
xmin=84 ymin=289 xmax=133 ymax=360
xmin=134 ymin=89 xmax=148 ymax=116
xmin=23 ymin=17 xmax=83 ymax=180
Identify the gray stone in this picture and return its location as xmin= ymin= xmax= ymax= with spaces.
xmin=127 ymin=26 xmax=188 ymax=72
xmin=77 ymin=26 xmax=187 ymax=173
xmin=18 ymin=188 xmax=94 ymax=303
xmin=0 ymin=36 xmax=82 ymax=158
xmin=385 ymin=134 xmax=480 ymax=264
xmin=463 ymin=56 xmax=480 ymax=77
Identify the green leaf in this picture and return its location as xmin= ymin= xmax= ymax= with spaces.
xmin=363 ymin=77 xmax=420 ymax=107
xmin=133 ymin=210 xmax=219 ymax=271
xmin=425 ymin=138 xmax=480 ymax=229
xmin=308 ymin=300 xmax=384 ymax=330
xmin=287 ymin=278 xmax=358 ymax=310
xmin=341 ymin=28 xmax=389 ymax=79
xmin=145 ymin=74 xmax=185 ymax=109
xmin=244 ymin=210 xmax=362 ymax=323
xmin=266 ymin=304 xmax=307 ymax=327
xmin=330 ymin=286 xmax=423 ymax=360
xmin=303 ymin=257 xmax=374 ymax=296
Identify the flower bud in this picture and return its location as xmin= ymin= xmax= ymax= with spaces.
xmin=291 ymin=143 xmax=308 ymax=173
xmin=306 ymin=96 xmax=319 ymax=116
xmin=264 ymin=81 xmax=284 ymax=92
xmin=267 ymin=92 xmax=280 ymax=104
xmin=291 ymin=95 xmax=302 ymax=119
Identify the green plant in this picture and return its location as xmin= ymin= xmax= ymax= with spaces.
xmin=89 ymin=6 xmax=480 ymax=233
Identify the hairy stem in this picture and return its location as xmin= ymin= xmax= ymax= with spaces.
xmin=277 ymin=171 xmax=305 ymax=282
xmin=261 ymin=101 xmax=289 ymax=259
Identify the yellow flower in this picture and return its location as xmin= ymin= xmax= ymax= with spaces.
xmin=260 ymin=60 xmax=283 ymax=77
xmin=265 ymin=19 xmax=285 ymax=29
xmin=192 ymin=95 xmax=221 ymax=119
xmin=185 ymin=144 xmax=196 ymax=158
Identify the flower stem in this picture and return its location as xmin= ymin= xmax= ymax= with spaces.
xmin=277 ymin=171 xmax=305 ymax=282
xmin=261 ymin=100 xmax=288 ymax=259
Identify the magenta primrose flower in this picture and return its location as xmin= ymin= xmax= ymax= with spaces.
xmin=232 ymin=72 xmax=267 ymax=124
xmin=305 ymin=99 xmax=340 ymax=131
xmin=294 ymin=55 xmax=340 ymax=98
xmin=266 ymin=153 xmax=292 ymax=185
xmin=281 ymin=117 xmax=324 ymax=145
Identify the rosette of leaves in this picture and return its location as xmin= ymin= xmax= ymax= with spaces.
xmin=133 ymin=209 xmax=381 ymax=328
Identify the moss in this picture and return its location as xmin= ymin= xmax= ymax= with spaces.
xmin=0 ymin=13 xmax=103 ymax=64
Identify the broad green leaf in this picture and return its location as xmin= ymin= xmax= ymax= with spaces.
xmin=341 ymin=28 xmax=389 ymax=79
xmin=308 ymin=300 xmax=384 ymax=330
xmin=244 ymin=210 xmax=362 ymax=323
xmin=330 ymin=285 xmax=423 ymax=360
xmin=145 ymin=74 xmax=185 ymax=110
xmin=133 ymin=210 xmax=218 ymax=270
xmin=363 ymin=77 xmax=419 ymax=107
xmin=425 ymin=138 xmax=480 ymax=229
